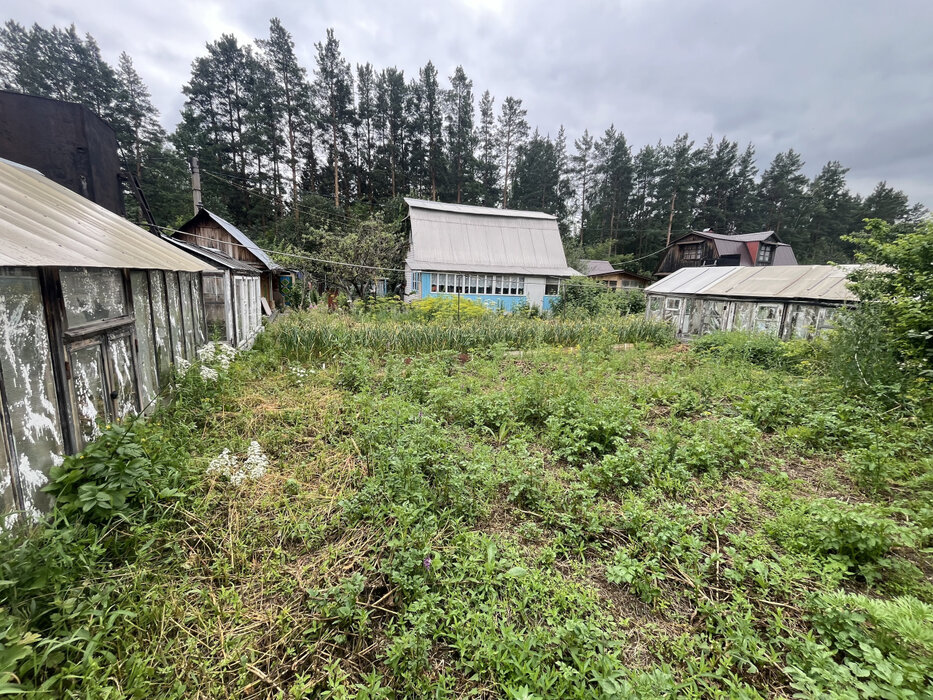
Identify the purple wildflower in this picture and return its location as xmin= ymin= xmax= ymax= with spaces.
xmin=423 ymin=555 xmax=432 ymax=570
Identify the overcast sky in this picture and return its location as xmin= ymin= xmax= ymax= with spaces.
xmin=7 ymin=0 xmax=933 ymax=208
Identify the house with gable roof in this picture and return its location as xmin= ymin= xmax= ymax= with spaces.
xmin=655 ymin=230 xmax=797 ymax=278
xmin=403 ymin=198 xmax=580 ymax=311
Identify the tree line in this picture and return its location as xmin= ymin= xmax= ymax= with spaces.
xmin=0 ymin=18 xmax=926 ymax=272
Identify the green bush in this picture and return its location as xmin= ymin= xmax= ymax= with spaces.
xmin=551 ymin=277 xmax=646 ymax=318
xmin=44 ymin=421 xmax=179 ymax=522
xmin=409 ymin=294 xmax=491 ymax=320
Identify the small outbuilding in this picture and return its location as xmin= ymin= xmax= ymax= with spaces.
xmin=0 ymin=159 xmax=213 ymax=519
xmin=174 ymin=208 xmax=283 ymax=310
xmin=404 ymin=198 xmax=579 ymax=311
xmin=644 ymin=265 xmax=857 ymax=340
xmin=580 ymin=259 xmax=653 ymax=289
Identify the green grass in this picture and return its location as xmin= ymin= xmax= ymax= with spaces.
xmin=1 ymin=315 xmax=931 ymax=698
xmin=261 ymin=308 xmax=675 ymax=359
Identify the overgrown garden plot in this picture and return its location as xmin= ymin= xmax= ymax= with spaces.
xmin=1 ymin=313 xmax=931 ymax=698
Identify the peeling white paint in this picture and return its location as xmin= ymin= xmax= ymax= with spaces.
xmin=0 ymin=273 xmax=64 ymax=514
xmin=60 ymin=268 xmax=126 ymax=328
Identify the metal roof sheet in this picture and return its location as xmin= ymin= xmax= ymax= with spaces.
xmin=163 ymin=236 xmax=261 ymax=274
xmin=645 ymin=265 xmax=858 ymax=302
xmin=0 ymin=159 xmax=213 ymax=271
xmin=197 ymin=209 xmax=281 ymax=271
xmin=406 ymin=198 xmax=576 ymax=276
xmin=645 ymin=266 xmax=741 ymax=295
xmin=405 ymin=197 xmax=555 ymax=220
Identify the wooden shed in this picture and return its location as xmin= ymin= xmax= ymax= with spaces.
xmin=174 ymin=209 xmax=282 ymax=310
xmin=0 ymin=159 xmax=214 ymax=520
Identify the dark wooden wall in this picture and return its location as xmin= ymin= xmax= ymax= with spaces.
xmin=0 ymin=91 xmax=124 ymax=215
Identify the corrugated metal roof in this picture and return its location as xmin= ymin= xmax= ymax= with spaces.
xmin=406 ymin=198 xmax=578 ymax=276
xmin=163 ymin=236 xmax=261 ymax=274
xmin=197 ymin=209 xmax=281 ymax=271
xmin=645 ymin=265 xmax=858 ymax=302
xmin=405 ymin=197 xmax=555 ymax=220
xmin=0 ymin=159 xmax=213 ymax=271
xmin=646 ymin=266 xmax=741 ymax=295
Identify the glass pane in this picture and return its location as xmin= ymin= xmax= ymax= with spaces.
xmin=191 ymin=274 xmax=206 ymax=347
xmin=130 ymin=271 xmax=158 ymax=408
xmin=0 ymin=416 xmax=15 ymax=515
xmin=70 ymin=343 xmax=109 ymax=448
xmin=165 ymin=272 xmax=186 ymax=363
xmin=0 ymin=271 xmax=63 ymax=516
xmin=108 ymin=333 xmax=138 ymax=421
xmin=202 ymin=274 xmax=226 ymax=342
xmin=179 ymin=273 xmax=196 ymax=360
xmin=60 ymin=268 xmax=126 ymax=328
xmin=235 ymin=277 xmax=249 ymax=348
xmin=149 ymin=271 xmax=172 ymax=385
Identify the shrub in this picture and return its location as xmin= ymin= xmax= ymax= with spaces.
xmin=692 ymin=331 xmax=786 ymax=369
xmin=44 ymin=421 xmax=179 ymax=522
xmin=409 ymin=295 xmax=490 ymax=320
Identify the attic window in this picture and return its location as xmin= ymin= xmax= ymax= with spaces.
xmin=757 ymin=244 xmax=775 ymax=265
xmin=682 ymin=243 xmax=703 ymax=264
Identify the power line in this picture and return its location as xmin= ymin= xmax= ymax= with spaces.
xmin=153 ymin=224 xmax=406 ymax=273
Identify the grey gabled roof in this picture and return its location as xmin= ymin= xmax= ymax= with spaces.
xmin=645 ymin=265 xmax=859 ymax=302
xmin=0 ymin=159 xmax=212 ymax=272
xmin=184 ymin=209 xmax=281 ymax=271
xmin=405 ymin=197 xmax=579 ymax=277
xmin=162 ymin=236 xmax=260 ymax=274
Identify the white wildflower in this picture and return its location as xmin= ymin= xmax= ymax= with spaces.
xmin=243 ymin=440 xmax=268 ymax=480
xmin=206 ymin=442 xmax=268 ymax=485
xmin=176 ymin=358 xmax=192 ymax=374
xmin=200 ymin=365 xmax=219 ymax=381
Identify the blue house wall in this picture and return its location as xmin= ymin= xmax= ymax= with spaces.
xmin=415 ymin=273 xmax=562 ymax=312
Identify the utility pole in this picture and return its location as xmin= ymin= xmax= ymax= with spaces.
xmin=666 ymin=191 xmax=677 ymax=246
xmin=190 ymin=156 xmax=202 ymax=214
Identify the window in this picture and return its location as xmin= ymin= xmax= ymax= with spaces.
xmin=665 ymin=297 xmax=682 ymax=311
xmin=428 ymin=273 xmax=526 ymax=295
xmin=681 ymin=243 xmax=703 ymax=264
xmin=608 ymin=280 xmax=618 ymax=289
xmin=411 ymin=271 xmax=420 ymax=293
xmin=545 ymin=278 xmax=560 ymax=295
xmin=60 ymin=268 xmax=127 ymax=328
xmin=757 ymin=244 xmax=775 ymax=265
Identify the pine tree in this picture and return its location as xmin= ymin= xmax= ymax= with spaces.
xmin=497 ymin=96 xmax=528 ymax=208
xmin=176 ymin=34 xmax=263 ymax=220
xmin=806 ymin=160 xmax=856 ymax=262
xmin=418 ymin=61 xmax=445 ymax=201
xmin=591 ymin=125 xmax=633 ymax=248
xmin=114 ymin=52 xmax=165 ymax=178
xmin=758 ymin=149 xmax=809 ymax=247
xmin=571 ymin=129 xmax=594 ymax=242
xmin=444 ymin=66 xmax=477 ymax=203
xmin=356 ymin=62 xmax=377 ymax=206
xmin=510 ymin=130 xmax=561 ymax=214
xmin=257 ymin=18 xmax=312 ymax=224
xmin=374 ymin=67 xmax=407 ymax=198
xmin=476 ymin=90 xmax=500 ymax=206
xmin=311 ymin=28 xmax=354 ymax=208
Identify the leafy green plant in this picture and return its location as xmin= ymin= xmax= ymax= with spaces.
xmin=44 ymin=421 xmax=178 ymax=522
